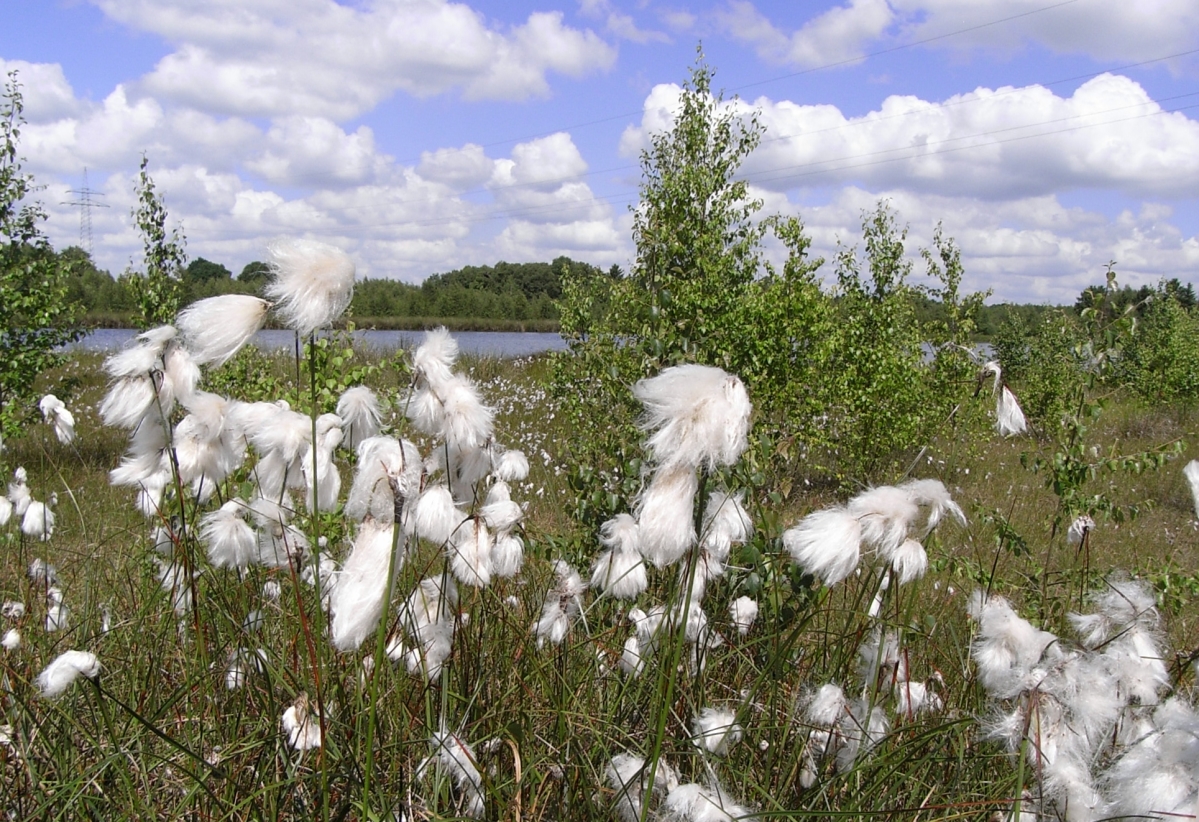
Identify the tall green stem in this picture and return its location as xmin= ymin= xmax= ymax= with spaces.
xmin=301 ymin=330 xmax=331 ymax=822
xmin=642 ymin=470 xmax=708 ymax=819
xmin=362 ymin=490 xmax=406 ymax=812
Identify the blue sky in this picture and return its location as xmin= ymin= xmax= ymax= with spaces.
xmin=2 ymin=0 xmax=1198 ymax=303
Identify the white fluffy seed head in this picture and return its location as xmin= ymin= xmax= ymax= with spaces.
xmin=329 ymin=519 xmax=405 ymax=651
xmin=39 ymin=394 xmax=76 ymax=444
xmin=606 ymin=753 xmax=678 ymax=822
xmin=480 ymin=483 xmax=523 ymax=532
xmin=411 ymin=485 xmax=464 ymax=545
xmin=200 ymin=499 xmax=258 ymax=570
xmin=176 ymin=294 xmax=271 ymax=366
xmin=448 ymin=519 xmax=492 ymax=588
xmin=493 ymin=449 xmax=530 ymax=482
xmin=783 ymin=507 xmax=861 ymax=586
xmin=636 ymin=467 xmax=698 ymax=569
xmin=36 ymin=650 xmax=100 ymax=698
xmin=21 ymin=497 xmax=56 ymax=541
xmin=1184 ymin=460 xmax=1199 ymax=519
xmin=533 ymin=561 xmax=586 ymax=648
xmin=893 ymin=679 xmax=944 ymax=716
xmin=591 ymin=544 xmax=647 ymax=600
xmin=969 ymin=591 xmax=1062 ymax=699
xmin=997 ymin=385 xmax=1028 ymax=437
xmin=1066 ymin=514 xmax=1095 ymax=547
xmin=729 ymin=596 xmax=758 ymax=636
xmin=8 ymin=469 xmax=30 ymax=518
xmin=890 ymin=538 xmax=928 ymax=585
xmin=336 ymin=386 xmax=383 ymax=451
xmin=281 ymin=694 xmax=322 ymax=750
xmin=805 ymin=683 xmax=848 ymax=728
xmin=692 ymin=707 xmax=742 ymax=756
xmin=848 ymin=486 xmax=919 ymax=560
xmin=897 ymin=478 xmax=966 ymax=533
xmin=346 ymin=436 xmax=422 ymax=524
xmin=412 ymin=326 xmax=459 ymax=387
xmin=491 ymin=532 xmax=525 ymax=578
xmin=661 ymin=781 xmax=750 ymax=822
xmin=429 ymin=731 xmax=484 ymax=818
xmin=633 ymin=364 xmax=752 ymax=471
xmin=606 ymin=753 xmax=649 ymax=822
xmin=104 ymin=325 xmax=177 ymax=379
xmin=700 ymin=491 xmax=752 ymax=568
xmin=265 ymin=238 xmax=355 ymax=334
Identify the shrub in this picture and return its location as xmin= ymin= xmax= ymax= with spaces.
xmin=0 ymin=73 xmax=81 ymax=444
xmin=1117 ymin=286 xmax=1199 ymax=405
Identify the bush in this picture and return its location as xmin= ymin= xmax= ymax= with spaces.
xmin=1117 ymin=286 xmax=1199 ymax=405
xmin=554 ymin=57 xmax=990 ymax=522
xmin=993 ymin=307 xmax=1086 ymax=432
xmin=0 ymin=73 xmax=81 ymax=443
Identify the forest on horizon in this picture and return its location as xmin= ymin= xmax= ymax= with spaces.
xmin=51 ymin=243 xmax=1197 ymax=337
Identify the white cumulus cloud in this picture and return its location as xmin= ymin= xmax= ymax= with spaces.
xmin=766 ymin=186 xmax=1199 ymax=304
xmin=720 ymin=0 xmax=894 ymax=67
xmin=0 ymin=59 xmax=81 ymax=121
xmin=623 ymin=75 xmax=1199 ymax=201
xmin=418 ymin=144 xmax=496 ymax=191
xmin=92 ymin=0 xmax=616 ymax=118
xmin=246 ymin=117 xmax=393 ymax=188
xmin=892 ymin=0 xmax=1199 ymax=64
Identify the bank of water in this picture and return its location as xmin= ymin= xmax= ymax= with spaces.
xmin=73 ymin=328 xmax=568 ymax=358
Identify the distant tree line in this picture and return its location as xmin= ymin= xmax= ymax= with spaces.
xmin=911 ymin=294 xmax=1057 ymax=339
xmin=60 ymin=249 xmax=609 ymax=328
xmin=49 ymin=242 xmax=1199 ymax=339
xmin=354 ymin=258 xmax=612 ymax=324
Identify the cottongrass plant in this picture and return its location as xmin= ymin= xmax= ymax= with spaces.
xmin=795 ymin=622 xmax=948 ymax=788
xmin=37 ymin=394 xmax=76 ymax=445
xmin=606 ymin=752 xmax=678 ymax=822
xmin=35 ymin=650 xmax=100 ymax=698
xmin=1184 ymin=458 xmax=1199 ymax=518
xmin=425 ymin=729 xmax=485 ymax=818
xmin=8 ymin=466 xmax=30 ymax=518
xmin=783 ymin=478 xmax=964 ymax=587
xmin=20 ymin=492 xmax=55 ymax=541
xmin=8 ymin=313 xmax=1183 ymax=821
xmin=282 ymin=693 xmax=323 ymax=751
xmin=176 ymin=294 xmax=271 ymax=367
xmin=336 ymin=385 xmax=383 ymax=452
xmin=264 ymin=238 xmax=355 ymax=336
xmin=969 ymin=577 xmax=1197 ymax=821
xmin=980 ymin=361 xmax=1028 ymax=437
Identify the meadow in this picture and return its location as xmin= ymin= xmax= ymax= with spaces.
xmin=1 ymin=325 xmax=1197 ymax=821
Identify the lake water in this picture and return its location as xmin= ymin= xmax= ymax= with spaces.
xmin=73 ymin=328 xmax=569 ymax=358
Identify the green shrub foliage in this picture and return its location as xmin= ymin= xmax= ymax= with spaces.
xmin=0 ymin=73 xmax=81 ymax=443
xmin=993 ymin=307 xmax=1087 ymax=432
xmin=552 ymin=54 xmax=991 ymax=527
xmin=124 ymin=155 xmax=186 ymax=327
xmin=1116 ymin=284 xmax=1199 ymax=404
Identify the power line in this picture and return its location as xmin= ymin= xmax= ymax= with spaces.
xmin=251 ymin=44 xmax=1199 ymax=212
xmin=421 ymin=0 xmax=1086 ymax=158
xmin=257 ymin=0 xmax=1118 ymax=188
xmin=205 ymin=84 xmax=1198 ymax=236
xmin=60 ymin=168 xmax=108 ymax=257
xmin=252 ymin=95 xmax=1199 ymax=235
xmin=733 ymin=0 xmax=1083 ymax=92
